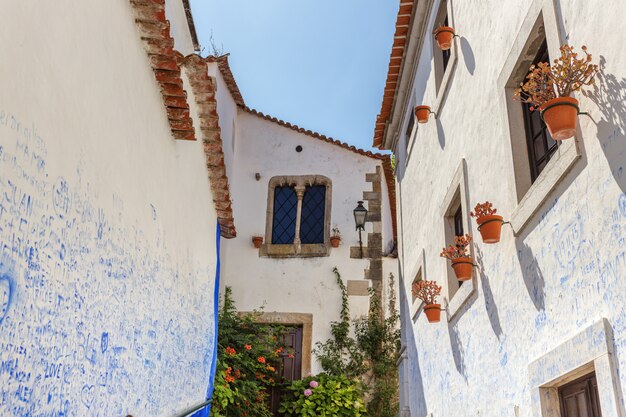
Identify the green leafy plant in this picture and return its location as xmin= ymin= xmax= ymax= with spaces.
xmin=279 ymin=374 xmax=367 ymax=417
xmin=210 ymin=287 xmax=288 ymax=417
xmin=514 ymin=44 xmax=598 ymax=110
xmin=312 ymin=268 xmax=401 ymax=417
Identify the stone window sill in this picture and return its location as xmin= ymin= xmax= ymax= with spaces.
xmin=445 ymin=278 xmax=476 ymax=321
xmin=510 ymin=137 xmax=581 ymax=233
xmin=260 ymin=243 xmax=329 ymax=258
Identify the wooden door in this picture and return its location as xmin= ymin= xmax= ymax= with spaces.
xmin=559 ymin=373 xmax=602 ymax=417
xmin=270 ymin=326 xmax=303 ymax=415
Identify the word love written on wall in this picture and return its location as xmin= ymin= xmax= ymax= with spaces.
xmin=0 ymin=109 xmax=215 ymax=417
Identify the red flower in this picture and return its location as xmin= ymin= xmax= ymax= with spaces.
xmin=224 ymin=346 xmax=237 ymax=357
xmin=257 ymin=356 xmax=266 ymax=364
xmin=245 ymin=344 xmax=252 ymax=350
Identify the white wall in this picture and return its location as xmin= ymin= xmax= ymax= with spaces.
xmin=0 ymin=1 xmax=219 ymax=416
xmin=222 ymin=110 xmax=396 ymax=374
xmin=166 ymin=0 xmax=196 ymax=55
xmin=394 ymin=0 xmax=626 ymax=416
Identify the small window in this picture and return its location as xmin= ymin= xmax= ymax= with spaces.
xmin=405 ymin=110 xmax=415 ymax=151
xmin=558 ymin=373 xmax=602 ymax=417
xmin=263 ymin=176 xmax=332 ymax=257
xmin=299 ymin=185 xmax=326 ymax=244
xmin=272 ymin=186 xmax=298 ymax=244
xmin=433 ymin=0 xmax=452 ymax=94
xmin=521 ymin=39 xmax=560 ymax=182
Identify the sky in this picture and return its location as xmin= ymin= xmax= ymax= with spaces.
xmin=189 ymin=1 xmax=398 ymax=152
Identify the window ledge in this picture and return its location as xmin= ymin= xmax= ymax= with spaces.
xmin=510 ymin=137 xmax=581 ymax=234
xmin=260 ymin=243 xmax=329 ymax=258
xmin=445 ymin=278 xmax=476 ymax=321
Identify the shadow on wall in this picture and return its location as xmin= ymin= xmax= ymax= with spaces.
xmin=515 ymin=237 xmax=546 ymax=311
xmin=583 ymin=56 xmax=626 ymax=194
xmin=436 ymin=118 xmax=446 ymax=149
xmin=446 ymin=293 xmax=476 ymax=380
xmin=399 ymin=279 xmax=428 ymax=417
xmin=475 ymin=246 xmax=503 ymax=339
xmin=460 ymin=37 xmax=475 ymax=76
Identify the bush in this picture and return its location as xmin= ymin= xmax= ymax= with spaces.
xmin=210 ymin=287 xmax=287 ymax=417
xmin=278 ymin=374 xmax=367 ymax=417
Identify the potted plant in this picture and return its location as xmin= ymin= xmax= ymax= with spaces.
xmin=252 ymin=235 xmax=263 ymax=248
xmin=471 ymin=201 xmax=504 ymax=244
xmin=433 ymin=26 xmax=455 ymax=50
xmin=514 ymin=44 xmax=598 ymax=140
xmin=330 ymin=227 xmax=341 ymax=248
xmin=412 ymin=280 xmax=442 ymax=323
xmin=415 ymin=105 xmax=432 ymax=123
xmin=440 ymin=234 xmax=473 ymax=281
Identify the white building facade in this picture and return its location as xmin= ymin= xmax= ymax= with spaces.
xmin=207 ymin=59 xmax=399 ymax=375
xmin=0 ymin=1 xmax=236 ymax=416
xmin=374 ymin=1 xmax=626 ymax=417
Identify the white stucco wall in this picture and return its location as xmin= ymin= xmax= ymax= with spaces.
xmin=165 ymin=0 xmax=196 ymax=55
xmin=0 ymin=2 xmax=219 ymax=416
xmin=393 ymin=0 xmax=626 ymax=416
xmin=221 ymin=110 xmax=397 ymax=374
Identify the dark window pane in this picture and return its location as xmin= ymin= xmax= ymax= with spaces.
xmin=406 ymin=111 xmax=415 ymax=150
xmin=454 ymin=205 xmax=463 ymax=237
xmin=300 ymin=185 xmax=326 ymax=244
xmin=272 ymin=186 xmax=297 ymax=244
xmin=442 ymin=14 xmax=450 ymax=71
xmin=521 ymin=38 xmax=560 ymax=183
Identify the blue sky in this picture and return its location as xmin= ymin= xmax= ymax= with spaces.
xmin=189 ymin=1 xmax=398 ymax=152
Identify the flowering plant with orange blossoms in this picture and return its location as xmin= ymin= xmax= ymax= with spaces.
xmin=440 ymin=234 xmax=472 ymax=260
xmin=471 ymin=201 xmax=497 ymax=218
xmin=514 ymin=44 xmax=598 ymax=110
xmin=411 ymin=280 xmax=442 ymax=305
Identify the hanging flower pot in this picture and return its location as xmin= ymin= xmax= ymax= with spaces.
xmin=433 ymin=26 xmax=455 ymax=50
xmin=415 ymin=105 xmax=432 ymax=123
xmin=471 ymin=202 xmax=505 ymax=244
xmin=441 ymin=234 xmax=474 ymax=281
xmin=451 ymin=257 xmax=474 ymax=281
xmin=514 ymin=44 xmax=598 ymax=141
xmin=252 ymin=236 xmax=264 ymax=248
xmin=423 ymin=304 xmax=441 ymax=323
xmin=540 ymin=97 xmax=579 ymax=140
xmin=330 ymin=226 xmax=341 ymax=248
xmin=412 ymin=280 xmax=442 ymax=324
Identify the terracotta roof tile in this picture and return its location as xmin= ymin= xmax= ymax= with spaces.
xmin=129 ymin=0 xmax=236 ymax=238
xmin=206 ymin=55 xmax=245 ymax=107
xmin=182 ymin=54 xmax=237 ymax=238
xmin=373 ymin=0 xmax=415 ymax=149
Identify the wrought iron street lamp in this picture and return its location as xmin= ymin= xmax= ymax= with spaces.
xmin=353 ymin=201 xmax=368 ymax=258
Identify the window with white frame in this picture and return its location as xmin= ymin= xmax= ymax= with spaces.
xmin=431 ymin=0 xmax=458 ymax=113
xmin=261 ymin=175 xmax=332 ymax=257
xmin=498 ymin=2 xmax=582 ymax=233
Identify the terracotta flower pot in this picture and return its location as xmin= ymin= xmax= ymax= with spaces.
xmin=433 ymin=26 xmax=455 ymax=50
xmin=476 ymin=214 xmax=504 ymax=244
xmin=252 ymin=236 xmax=263 ymax=249
xmin=330 ymin=236 xmax=341 ymax=248
xmin=423 ymin=304 xmax=441 ymax=323
xmin=451 ymin=257 xmax=473 ymax=281
xmin=415 ymin=105 xmax=431 ymax=124
xmin=540 ymin=97 xmax=579 ymax=140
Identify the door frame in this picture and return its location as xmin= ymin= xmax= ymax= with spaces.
xmin=240 ymin=312 xmax=313 ymax=377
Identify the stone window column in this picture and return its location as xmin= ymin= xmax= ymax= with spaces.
xmin=293 ymin=185 xmax=306 ymax=247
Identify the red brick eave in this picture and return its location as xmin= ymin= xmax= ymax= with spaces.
xmin=129 ymin=0 xmax=236 ymax=238
xmin=206 ymin=55 xmax=245 ymax=107
xmin=241 ymin=106 xmax=397 ymax=241
xmin=372 ymin=0 xmax=415 ymax=149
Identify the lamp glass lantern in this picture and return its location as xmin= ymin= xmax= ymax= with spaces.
xmin=353 ymin=201 xmax=368 ymax=230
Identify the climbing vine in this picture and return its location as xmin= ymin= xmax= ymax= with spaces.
xmin=313 ymin=267 xmax=401 ymax=417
